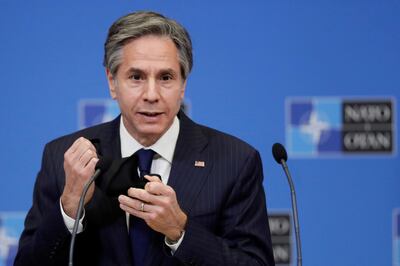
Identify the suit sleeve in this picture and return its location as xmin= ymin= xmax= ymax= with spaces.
xmin=14 ymin=143 xmax=73 ymax=266
xmin=173 ymin=149 xmax=275 ymax=266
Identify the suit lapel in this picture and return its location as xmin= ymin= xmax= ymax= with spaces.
xmin=168 ymin=112 xmax=213 ymax=215
xmin=145 ymin=112 xmax=213 ymax=266
xmin=98 ymin=117 xmax=135 ymax=264
xmin=85 ymin=116 xmax=133 ymax=265
xmin=96 ymin=115 xmax=121 ymax=160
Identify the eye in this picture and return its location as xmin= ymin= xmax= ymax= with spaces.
xmin=160 ymin=74 xmax=173 ymax=81
xmin=130 ymin=73 xmax=142 ymax=80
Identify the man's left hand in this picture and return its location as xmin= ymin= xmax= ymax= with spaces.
xmin=118 ymin=175 xmax=187 ymax=241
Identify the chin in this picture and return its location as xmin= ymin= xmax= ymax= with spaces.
xmin=138 ymin=126 xmax=166 ymax=138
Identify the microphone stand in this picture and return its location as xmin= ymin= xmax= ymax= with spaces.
xmin=280 ymin=159 xmax=302 ymax=266
xmin=68 ymin=168 xmax=102 ymax=266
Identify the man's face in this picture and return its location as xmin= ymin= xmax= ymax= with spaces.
xmin=107 ymin=35 xmax=186 ymax=146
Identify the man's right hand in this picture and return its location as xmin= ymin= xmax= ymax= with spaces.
xmin=60 ymin=137 xmax=99 ymax=219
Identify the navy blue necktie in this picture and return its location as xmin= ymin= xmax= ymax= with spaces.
xmin=130 ymin=148 xmax=155 ymax=266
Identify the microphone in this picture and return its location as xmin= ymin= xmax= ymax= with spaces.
xmin=68 ymin=157 xmax=112 ymax=266
xmin=272 ymin=143 xmax=302 ymax=266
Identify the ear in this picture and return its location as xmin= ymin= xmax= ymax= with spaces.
xmin=180 ymin=80 xmax=187 ymax=100
xmin=106 ymin=68 xmax=117 ymax=99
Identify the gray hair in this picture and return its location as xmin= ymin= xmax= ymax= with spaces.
xmin=103 ymin=11 xmax=193 ymax=80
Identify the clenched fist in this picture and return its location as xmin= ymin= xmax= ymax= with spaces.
xmin=60 ymin=137 xmax=99 ymax=218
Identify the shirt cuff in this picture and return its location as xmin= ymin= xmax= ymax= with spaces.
xmin=59 ymin=199 xmax=85 ymax=234
xmin=164 ymin=231 xmax=185 ymax=254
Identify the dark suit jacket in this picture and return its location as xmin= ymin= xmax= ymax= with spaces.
xmin=15 ymin=112 xmax=275 ymax=266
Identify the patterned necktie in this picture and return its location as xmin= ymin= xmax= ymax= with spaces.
xmin=130 ymin=148 xmax=155 ymax=266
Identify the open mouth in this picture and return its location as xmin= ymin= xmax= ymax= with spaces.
xmin=139 ymin=111 xmax=162 ymax=117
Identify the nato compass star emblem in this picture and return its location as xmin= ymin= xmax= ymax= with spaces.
xmin=299 ymin=112 xmax=330 ymax=145
xmin=286 ymin=98 xmax=342 ymax=157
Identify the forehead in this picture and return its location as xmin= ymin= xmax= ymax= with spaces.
xmin=119 ymin=35 xmax=180 ymax=71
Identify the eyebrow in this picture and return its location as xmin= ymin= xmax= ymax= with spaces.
xmin=159 ymin=68 xmax=178 ymax=76
xmin=125 ymin=67 xmax=178 ymax=76
xmin=125 ymin=67 xmax=145 ymax=76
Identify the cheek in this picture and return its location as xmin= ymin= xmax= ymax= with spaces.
xmin=161 ymin=90 xmax=180 ymax=103
xmin=117 ymin=94 xmax=140 ymax=113
xmin=118 ymin=88 xmax=141 ymax=101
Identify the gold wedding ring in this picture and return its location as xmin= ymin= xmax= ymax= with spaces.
xmin=140 ymin=202 xmax=145 ymax=212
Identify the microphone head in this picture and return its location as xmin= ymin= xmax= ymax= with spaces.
xmin=272 ymin=143 xmax=288 ymax=164
xmin=95 ymin=156 xmax=113 ymax=171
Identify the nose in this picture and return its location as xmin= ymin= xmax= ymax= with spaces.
xmin=143 ymin=78 xmax=160 ymax=103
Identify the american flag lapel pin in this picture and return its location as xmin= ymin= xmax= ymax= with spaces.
xmin=194 ymin=160 xmax=205 ymax=167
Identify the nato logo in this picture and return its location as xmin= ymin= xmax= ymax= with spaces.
xmin=0 ymin=212 xmax=25 ymax=266
xmin=79 ymin=98 xmax=192 ymax=129
xmin=79 ymin=99 xmax=120 ymax=129
xmin=394 ymin=209 xmax=400 ymax=266
xmin=286 ymin=97 xmax=395 ymax=157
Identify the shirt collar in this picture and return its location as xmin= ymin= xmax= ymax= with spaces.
xmin=119 ymin=116 xmax=180 ymax=163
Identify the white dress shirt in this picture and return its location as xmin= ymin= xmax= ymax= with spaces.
xmin=61 ymin=115 xmax=184 ymax=252
xmin=119 ymin=116 xmax=179 ymax=185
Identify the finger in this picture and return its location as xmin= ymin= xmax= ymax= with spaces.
xmin=127 ymin=187 xmax=154 ymax=203
xmin=118 ymin=197 xmax=143 ymax=215
xmin=64 ymin=138 xmax=85 ymax=161
xmin=65 ymin=138 xmax=97 ymax=166
xmin=86 ymin=157 xmax=99 ymax=171
xmin=118 ymin=195 xmax=159 ymax=213
xmin=79 ymin=149 xmax=98 ymax=167
xmin=145 ymin=181 xmax=167 ymax=195
xmin=145 ymin=182 xmax=175 ymax=197
xmin=76 ymin=157 xmax=99 ymax=180
xmin=119 ymin=194 xmax=152 ymax=210
xmin=71 ymin=137 xmax=95 ymax=154
xmin=119 ymin=203 xmax=149 ymax=220
xmin=129 ymin=186 xmax=173 ymax=208
xmin=144 ymin=175 xmax=162 ymax=183
xmin=68 ymin=137 xmax=84 ymax=155
xmin=74 ymin=139 xmax=97 ymax=158
xmin=118 ymin=195 xmax=140 ymax=208
xmin=126 ymin=187 xmax=169 ymax=208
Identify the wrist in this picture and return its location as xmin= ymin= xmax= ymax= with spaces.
xmin=166 ymin=212 xmax=187 ymax=242
xmin=166 ymin=230 xmax=184 ymax=244
xmin=60 ymin=194 xmax=79 ymax=218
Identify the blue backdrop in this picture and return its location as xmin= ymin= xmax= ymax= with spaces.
xmin=0 ymin=1 xmax=399 ymax=265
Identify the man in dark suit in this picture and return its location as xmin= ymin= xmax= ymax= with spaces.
xmin=15 ymin=11 xmax=275 ymax=266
